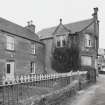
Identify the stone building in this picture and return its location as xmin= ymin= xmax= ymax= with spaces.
xmin=98 ymin=48 xmax=105 ymax=70
xmin=38 ymin=8 xmax=99 ymax=73
xmin=0 ymin=18 xmax=45 ymax=82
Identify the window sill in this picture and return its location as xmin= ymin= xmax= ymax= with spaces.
xmin=29 ymin=73 xmax=36 ymax=75
xmin=85 ymin=46 xmax=93 ymax=49
xmin=5 ymin=49 xmax=15 ymax=52
xmin=31 ymin=53 xmax=37 ymax=56
xmin=56 ymin=46 xmax=66 ymax=48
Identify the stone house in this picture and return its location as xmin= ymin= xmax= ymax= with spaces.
xmin=98 ymin=48 xmax=105 ymax=70
xmin=0 ymin=18 xmax=45 ymax=82
xmin=38 ymin=8 xmax=99 ymax=73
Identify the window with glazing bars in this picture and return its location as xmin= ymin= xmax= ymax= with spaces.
xmin=57 ymin=40 xmax=60 ymax=47
xmin=30 ymin=62 xmax=36 ymax=73
xmin=31 ymin=43 xmax=36 ymax=54
xmin=7 ymin=36 xmax=14 ymax=50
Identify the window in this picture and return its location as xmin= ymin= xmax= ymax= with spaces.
xmin=62 ymin=40 xmax=66 ymax=46
xmin=88 ymin=40 xmax=92 ymax=47
xmin=7 ymin=36 xmax=14 ymax=50
xmin=7 ymin=64 xmax=10 ymax=74
xmin=84 ymin=34 xmax=92 ymax=48
xmin=30 ymin=62 xmax=36 ymax=73
xmin=57 ymin=40 xmax=60 ymax=47
xmin=31 ymin=43 xmax=36 ymax=54
xmin=56 ymin=36 xmax=66 ymax=47
xmin=89 ymin=40 xmax=91 ymax=46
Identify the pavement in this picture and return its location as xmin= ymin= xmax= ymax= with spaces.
xmin=61 ymin=74 xmax=105 ymax=105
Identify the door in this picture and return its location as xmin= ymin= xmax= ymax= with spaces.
xmin=6 ymin=61 xmax=15 ymax=81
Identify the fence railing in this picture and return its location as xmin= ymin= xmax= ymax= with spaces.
xmin=1 ymin=71 xmax=87 ymax=86
xmin=0 ymin=71 xmax=87 ymax=105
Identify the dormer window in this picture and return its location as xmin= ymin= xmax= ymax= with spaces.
xmin=57 ymin=40 xmax=60 ymax=47
xmin=56 ymin=35 xmax=66 ymax=47
xmin=62 ymin=40 xmax=66 ymax=46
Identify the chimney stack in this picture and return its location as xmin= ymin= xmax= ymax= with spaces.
xmin=92 ymin=7 xmax=98 ymax=21
xmin=94 ymin=7 xmax=98 ymax=14
xmin=60 ymin=18 xmax=62 ymax=24
xmin=26 ymin=20 xmax=35 ymax=33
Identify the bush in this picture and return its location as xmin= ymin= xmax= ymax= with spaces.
xmin=51 ymin=42 xmax=80 ymax=73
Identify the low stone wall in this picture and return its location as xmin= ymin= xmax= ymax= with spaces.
xmin=19 ymin=79 xmax=89 ymax=105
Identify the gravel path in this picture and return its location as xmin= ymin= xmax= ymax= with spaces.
xmin=62 ymin=75 xmax=105 ymax=105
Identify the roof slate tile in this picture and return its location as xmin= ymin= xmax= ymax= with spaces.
xmin=0 ymin=17 xmax=39 ymax=42
xmin=37 ymin=18 xmax=94 ymax=39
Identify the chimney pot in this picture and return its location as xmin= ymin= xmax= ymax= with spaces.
xmin=27 ymin=21 xmax=30 ymax=26
xmin=60 ymin=18 xmax=62 ymax=24
xmin=92 ymin=7 xmax=98 ymax=20
xmin=26 ymin=20 xmax=35 ymax=33
xmin=94 ymin=7 xmax=98 ymax=12
xmin=94 ymin=7 xmax=98 ymax=14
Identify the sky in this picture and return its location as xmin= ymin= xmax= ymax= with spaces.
xmin=0 ymin=0 xmax=105 ymax=48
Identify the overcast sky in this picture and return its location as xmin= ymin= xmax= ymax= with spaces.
xmin=0 ymin=0 xmax=105 ymax=48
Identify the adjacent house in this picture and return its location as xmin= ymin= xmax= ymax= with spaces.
xmin=98 ymin=48 xmax=105 ymax=70
xmin=38 ymin=8 xmax=99 ymax=73
xmin=0 ymin=18 xmax=45 ymax=82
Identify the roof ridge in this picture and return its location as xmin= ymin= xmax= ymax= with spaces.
xmin=0 ymin=17 xmax=36 ymax=34
xmin=38 ymin=18 xmax=94 ymax=39
xmin=0 ymin=17 xmax=24 ymax=29
xmin=38 ymin=18 xmax=93 ymax=32
xmin=64 ymin=18 xmax=93 ymax=26
xmin=0 ymin=17 xmax=39 ymax=42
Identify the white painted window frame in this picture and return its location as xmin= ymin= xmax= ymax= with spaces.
xmin=56 ymin=40 xmax=61 ymax=47
xmin=31 ymin=43 xmax=36 ymax=54
xmin=31 ymin=62 xmax=36 ymax=74
xmin=7 ymin=35 xmax=14 ymax=50
xmin=84 ymin=34 xmax=92 ymax=48
xmin=56 ymin=35 xmax=67 ymax=47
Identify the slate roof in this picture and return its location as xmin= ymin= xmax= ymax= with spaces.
xmin=37 ymin=18 xmax=94 ymax=39
xmin=52 ymin=22 xmax=71 ymax=35
xmin=0 ymin=17 xmax=39 ymax=42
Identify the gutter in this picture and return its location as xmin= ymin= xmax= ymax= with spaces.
xmin=0 ymin=29 xmax=45 ymax=46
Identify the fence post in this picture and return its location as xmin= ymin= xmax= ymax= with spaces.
xmin=2 ymin=86 xmax=5 ymax=105
xmin=7 ymin=86 xmax=9 ymax=105
xmin=16 ymin=84 xmax=19 ymax=104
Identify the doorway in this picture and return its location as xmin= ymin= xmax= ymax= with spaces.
xmin=6 ymin=61 xmax=15 ymax=81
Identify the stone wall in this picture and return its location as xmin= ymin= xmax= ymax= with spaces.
xmin=0 ymin=31 xmax=45 ymax=82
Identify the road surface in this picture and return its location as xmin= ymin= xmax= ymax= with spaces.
xmin=62 ymin=75 xmax=105 ymax=105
